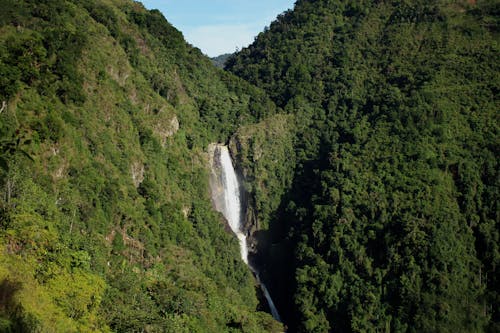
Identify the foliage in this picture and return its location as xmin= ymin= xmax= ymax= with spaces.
xmin=211 ymin=53 xmax=233 ymax=69
xmin=0 ymin=0 xmax=282 ymax=331
xmin=228 ymin=0 xmax=499 ymax=331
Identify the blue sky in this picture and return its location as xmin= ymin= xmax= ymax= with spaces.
xmin=139 ymin=0 xmax=296 ymax=57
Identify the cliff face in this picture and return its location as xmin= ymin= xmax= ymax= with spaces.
xmin=208 ymin=144 xmax=225 ymax=218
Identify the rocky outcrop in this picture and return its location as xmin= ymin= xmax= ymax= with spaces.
xmin=207 ymin=143 xmax=225 ymax=215
xmin=130 ymin=161 xmax=144 ymax=188
xmin=153 ymin=114 xmax=179 ymax=147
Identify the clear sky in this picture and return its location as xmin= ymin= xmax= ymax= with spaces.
xmin=139 ymin=0 xmax=296 ymax=57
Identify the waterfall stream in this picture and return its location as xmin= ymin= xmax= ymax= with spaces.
xmin=218 ymin=147 xmax=249 ymax=264
xmin=209 ymin=144 xmax=282 ymax=323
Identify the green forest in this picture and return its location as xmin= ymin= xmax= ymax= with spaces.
xmin=0 ymin=0 xmax=281 ymax=331
xmin=227 ymin=0 xmax=499 ymax=332
xmin=0 ymin=0 xmax=498 ymax=332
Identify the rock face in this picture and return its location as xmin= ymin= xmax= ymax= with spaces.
xmin=208 ymin=143 xmax=226 ymax=215
xmin=130 ymin=161 xmax=144 ymax=188
xmin=153 ymin=114 xmax=179 ymax=147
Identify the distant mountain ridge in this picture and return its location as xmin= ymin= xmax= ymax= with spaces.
xmin=211 ymin=53 xmax=233 ymax=69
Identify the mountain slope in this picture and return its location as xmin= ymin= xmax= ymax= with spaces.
xmin=0 ymin=0 xmax=282 ymax=331
xmin=227 ymin=0 xmax=499 ymax=331
xmin=211 ymin=53 xmax=233 ymax=69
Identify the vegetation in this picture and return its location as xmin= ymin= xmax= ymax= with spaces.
xmin=1 ymin=0 xmax=498 ymax=332
xmin=0 ymin=0 xmax=282 ymax=331
xmin=211 ymin=54 xmax=233 ymax=69
xmin=227 ymin=0 xmax=499 ymax=332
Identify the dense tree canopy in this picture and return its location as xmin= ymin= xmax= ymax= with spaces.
xmin=0 ymin=0 xmax=498 ymax=332
xmin=227 ymin=0 xmax=499 ymax=332
xmin=0 ymin=0 xmax=282 ymax=331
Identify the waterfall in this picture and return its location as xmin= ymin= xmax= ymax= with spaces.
xmin=209 ymin=144 xmax=282 ymax=323
xmin=218 ymin=146 xmax=249 ymax=264
xmin=256 ymin=272 xmax=282 ymax=321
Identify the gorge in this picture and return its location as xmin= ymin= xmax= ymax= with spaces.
xmin=0 ymin=0 xmax=497 ymax=331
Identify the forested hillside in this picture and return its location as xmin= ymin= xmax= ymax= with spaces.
xmin=1 ymin=0 xmax=498 ymax=332
xmin=0 ymin=0 xmax=282 ymax=331
xmin=227 ymin=0 xmax=499 ymax=332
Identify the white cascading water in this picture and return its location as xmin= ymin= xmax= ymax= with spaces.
xmin=218 ymin=146 xmax=249 ymax=264
xmin=212 ymin=145 xmax=282 ymax=323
